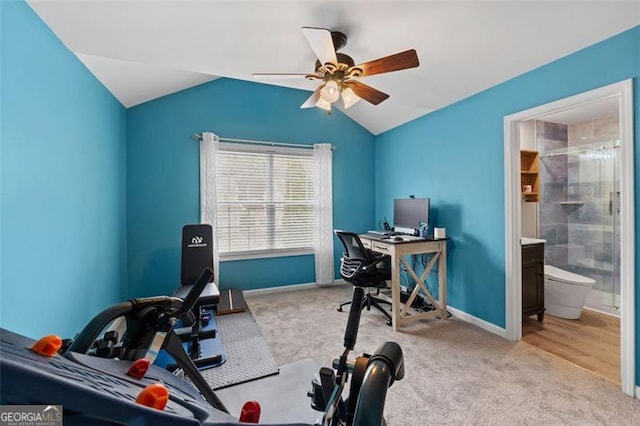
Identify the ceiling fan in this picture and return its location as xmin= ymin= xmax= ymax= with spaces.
xmin=253 ymin=27 xmax=419 ymax=113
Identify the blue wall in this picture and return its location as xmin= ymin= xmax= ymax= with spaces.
xmin=0 ymin=0 xmax=127 ymax=339
xmin=126 ymin=78 xmax=375 ymax=297
xmin=375 ymin=26 xmax=640 ymax=378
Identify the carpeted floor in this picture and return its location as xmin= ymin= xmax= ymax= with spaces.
xmin=246 ymin=284 xmax=640 ymax=425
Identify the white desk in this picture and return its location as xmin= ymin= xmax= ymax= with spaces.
xmin=359 ymin=235 xmax=448 ymax=331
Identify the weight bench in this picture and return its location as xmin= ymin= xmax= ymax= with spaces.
xmin=172 ymin=224 xmax=222 ymax=367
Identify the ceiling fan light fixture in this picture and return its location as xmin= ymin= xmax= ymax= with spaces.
xmin=315 ymin=97 xmax=332 ymax=112
xmin=341 ymin=87 xmax=360 ymax=109
xmin=258 ymin=27 xmax=419 ymax=112
xmin=320 ymin=80 xmax=341 ymax=103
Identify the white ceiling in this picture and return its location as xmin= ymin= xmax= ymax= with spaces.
xmin=27 ymin=1 xmax=639 ymax=135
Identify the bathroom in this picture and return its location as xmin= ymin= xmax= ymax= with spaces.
xmin=519 ymin=97 xmax=621 ymax=383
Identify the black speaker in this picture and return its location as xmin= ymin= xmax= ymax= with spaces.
xmin=181 ymin=224 xmax=214 ymax=285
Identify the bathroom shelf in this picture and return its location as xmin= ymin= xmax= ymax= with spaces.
xmin=558 ymin=201 xmax=584 ymax=214
xmin=520 ymin=150 xmax=540 ymax=203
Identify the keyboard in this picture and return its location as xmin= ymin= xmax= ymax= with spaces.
xmin=366 ymin=230 xmax=391 ymax=238
xmin=396 ymin=235 xmax=423 ymax=242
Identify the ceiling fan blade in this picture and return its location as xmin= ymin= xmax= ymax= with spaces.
xmin=253 ymin=73 xmax=310 ymax=81
xmin=302 ymin=27 xmax=337 ymax=65
xmin=349 ymin=81 xmax=389 ymax=105
xmin=300 ymin=86 xmax=322 ymax=108
xmin=353 ymin=49 xmax=419 ymax=77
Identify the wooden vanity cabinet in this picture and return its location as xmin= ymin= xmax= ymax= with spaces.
xmin=522 ymin=243 xmax=545 ymax=322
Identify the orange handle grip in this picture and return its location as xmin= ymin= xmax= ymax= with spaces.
xmin=135 ymin=383 xmax=169 ymax=410
xmin=31 ymin=335 xmax=62 ymax=356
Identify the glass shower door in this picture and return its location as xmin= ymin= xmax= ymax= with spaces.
xmin=538 ymin=122 xmax=621 ymax=316
xmin=567 ymin=140 xmax=620 ymax=315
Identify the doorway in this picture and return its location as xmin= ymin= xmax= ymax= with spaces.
xmin=503 ymin=80 xmax=635 ymax=396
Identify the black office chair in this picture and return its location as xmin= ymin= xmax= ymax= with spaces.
xmin=335 ymin=230 xmax=393 ymax=326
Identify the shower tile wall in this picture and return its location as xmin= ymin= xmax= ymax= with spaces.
xmin=537 ymin=120 xmax=569 ymax=267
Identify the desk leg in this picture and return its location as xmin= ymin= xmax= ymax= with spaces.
xmin=391 ymin=254 xmax=401 ymax=331
xmin=439 ymin=241 xmax=447 ymax=319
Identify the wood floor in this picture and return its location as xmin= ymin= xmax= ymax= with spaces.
xmin=522 ymin=309 xmax=620 ymax=384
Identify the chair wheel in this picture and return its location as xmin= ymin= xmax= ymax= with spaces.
xmin=386 ymin=320 xmax=392 ymax=326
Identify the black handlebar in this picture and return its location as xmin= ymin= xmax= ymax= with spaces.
xmin=175 ymin=268 xmax=214 ymax=317
xmin=66 ymin=268 xmax=214 ymax=355
xmin=352 ymin=342 xmax=404 ymax=426
xmin=66 ymin=301 xmax=134 ymax=354
xmin=344 ymin=287 xmax=364 ymax=350
xmin=366 ymin=341 xmax=404 ymax=384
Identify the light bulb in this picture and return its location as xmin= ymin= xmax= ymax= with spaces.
xmin=341 ymin=87 xmax=361 ymax=109
xmin=320 ymin=80 xmax=340 ymax=103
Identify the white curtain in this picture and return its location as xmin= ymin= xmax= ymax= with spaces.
xmin=313 ymin=143 xmax=334 ymax=285
xmin=199 ymin=132 xmax=220 ymax=285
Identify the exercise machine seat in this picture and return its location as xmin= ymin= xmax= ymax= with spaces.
xmin=172 ymin=224 xmax=222 ymax=368
xmin=175 ymin=224 xmax=220 ymax=307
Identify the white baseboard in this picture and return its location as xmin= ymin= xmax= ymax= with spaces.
xmin=244 ymin=279 xmax=348 ymax=298
xmin=636 ymin=386 xmax=640 ymax=400
xmin=447 ymin=305 xmax=508 ymax=339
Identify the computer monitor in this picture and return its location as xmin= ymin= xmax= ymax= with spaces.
xmin=393 ymin=197 xmax=430 ymax=235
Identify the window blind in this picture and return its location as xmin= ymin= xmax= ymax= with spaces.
xmin=216 ymin=144 xmax=315 ymax=256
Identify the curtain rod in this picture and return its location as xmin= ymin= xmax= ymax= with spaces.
xmin=192 ymin=133 xmax=333 ymax=150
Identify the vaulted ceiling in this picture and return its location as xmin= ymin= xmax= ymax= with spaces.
xmin=27 ymin=1 xmax=639 ymax=134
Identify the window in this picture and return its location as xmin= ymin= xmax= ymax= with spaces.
xmin=215 ymin=143 xmax=315 ymax=258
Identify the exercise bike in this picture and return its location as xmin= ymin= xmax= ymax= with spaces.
xmin=0 ymin=268 xmax=404 ymax=425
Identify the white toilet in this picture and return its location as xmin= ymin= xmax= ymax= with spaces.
xmin=544 ymin=265 xmax=596 ymax=319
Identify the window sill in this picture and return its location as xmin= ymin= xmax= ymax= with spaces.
xmin=220 ymin=248 xmax=314 ymax=262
